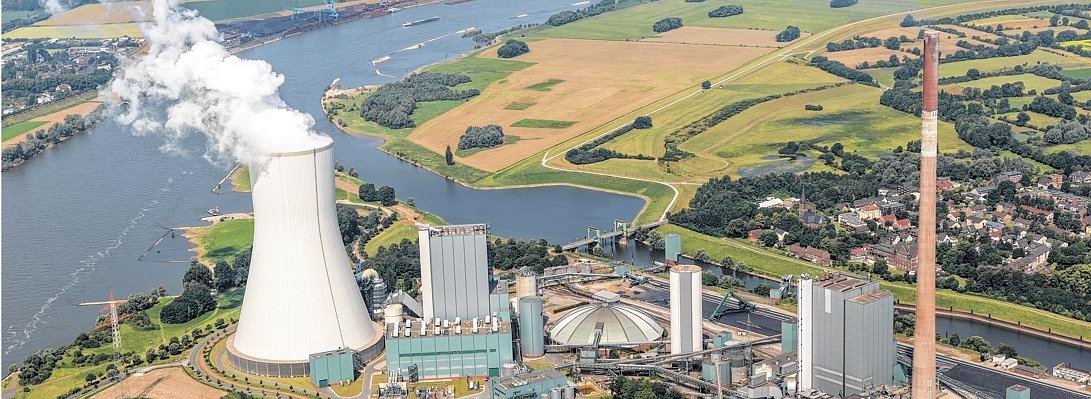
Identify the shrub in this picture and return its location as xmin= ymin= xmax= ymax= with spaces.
xmin=701 ymin=80 xmax=712 ymax=90
xmin=633 ymin=115 xmax=653 ymax=129
xmin=652 ymin=17 xmax=683 ymax=33
xmin=458 ymin=125 xmax=505 ymax=150
xmin=776 ymin=25 xmax=801 ymax=42
xmin=805 ymin=104 xmax=823 ymax=111
xmin=496 ymin=39 xmax=529 ymax=58
xmin=708 ymin=5 xmax=743 ymax=18
xmin=829 ymin=0 xmax=857 ymax=8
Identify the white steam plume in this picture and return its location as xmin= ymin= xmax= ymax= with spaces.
xmin=109 ymin=0 xmax=327 ymax=165
xmin=42 ymin=0 xmax=65 ymax=15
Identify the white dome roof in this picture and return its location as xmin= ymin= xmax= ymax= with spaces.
xmin=549 ymin=302 xmax=664 ymax=346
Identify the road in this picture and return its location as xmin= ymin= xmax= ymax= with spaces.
xmin=631 ymin=282 xmax=1091 ymax=399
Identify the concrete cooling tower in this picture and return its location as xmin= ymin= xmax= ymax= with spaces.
xmin=227 ymin=136 xmax=382 ymax=377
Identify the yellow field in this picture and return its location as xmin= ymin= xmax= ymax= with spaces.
xmin=969 ymin=16 xmax=1050 ymax=31
xmin=94 ymin=367 xmax=225 ymax=399
xmin=35 ymin=1 xmax=152 ymax=26
xmin=4 ymin=23 xmax=143 ymax=39
xmin=408 ymin=38 xmax=772 ymax=172
xmin=640 ymin=26 xmax=784 ymax=48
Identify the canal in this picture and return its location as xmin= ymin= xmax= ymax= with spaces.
xmin=598 ymin=240 xmax=1091 ymax=371
xmin=1 ymin=0 xmax=644 ymax=369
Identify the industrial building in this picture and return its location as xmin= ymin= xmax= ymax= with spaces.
xmin=492 ymin=369 xmax=575 ymax=399
xmin=356 ymin=268 xmax=387 ymax=320
xmin=797 ymin=273 xmax=895 ymax=396
xmin=518 ymin=296 xmax=546 ymax=358
xmin=384 ymin=315 xmax=515 ymax=379
xmin=228 ymin=137 xmax=382 ymax=378
xmin=549 ymin=291 xmax=664 ymax=346
xmin=670 ymin=265 xmax=703 ymax=355
xmin=665 ymin=233 xmax=681 ymax=262
xmin=418 ymin=223 xmax=499 ymax=321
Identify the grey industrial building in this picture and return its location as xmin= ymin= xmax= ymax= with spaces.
xmin=418 ymin=223 xmax=497 ymax=321
xmin=384 ymin=315 xmax=515 ymax=379
xmin=797 ymin=273 xmax=895 ymax=396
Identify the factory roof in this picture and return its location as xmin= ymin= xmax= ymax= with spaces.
xmin=848 ymin=290 xmax=891 ymax=305
xmin=815 ymin=273 xmax=872 ymax=292
xmin=549 ymin=302 xmax=664 ymax=346
xmin=386 ymin=316 xmax=510 ymax=339
xmin=495 ymin=369 xmax=567 ymax=389
xmin=418 ymin=223 xmax=487 ymax=237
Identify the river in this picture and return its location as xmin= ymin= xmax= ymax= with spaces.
xmin=598 ymin=240 xmax=1091 ymax=371
xmin=1 ymin=0 xmax=645 ymax=370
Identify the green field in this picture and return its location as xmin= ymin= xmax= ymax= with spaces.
xmin=2 ymin=92 xmax=97 ymax=127
xmin=364 ymin=208 xmax=446 ymax=255
xmin=2 ymin=10 xmax=38 ymax=24
xmin=532 ymin=0 xmax=974 ymax=41
xmin=1062 ymin=67 xmax=1091 ymax=80
xmin=2 ymin=121 xmax=47 ymax=141
xmin=998 ymin=111 xmax=1063 ymax=129
xmin=945 ymin=73 xmax=1061 ymax=93
xmin=188 ymin=219 xmax=254 ymax=264
xmin=504 ymin=102 xmax=536 ymax=110
xmin=181 ymin=0 xmax=328 ymax=21
xmin=657 ymin=224 xmax=1091 ymax=338
xmin=936 ymin=50 xmax=1091 ymax=78
xmin=525 ymin=79 xmax=565 ymax=92
xmin=511 ymin=118 xmax=576 ymax=128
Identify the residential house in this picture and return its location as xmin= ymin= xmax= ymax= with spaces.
xmin=857 ymin=203 xmax=881 ymax=221
xmin=786 ymin=244 xmax=832 ymax=266
xmin=998 ymin=171 xmax=1023 ymax=184
xmin=1070 ymin=171 xmax=1091 ymax=185
xmin=869 ymin=242 xmax=918 ymax=272
xmin=838 ymin=212 xmax=867 ymax=229
xmin=1020 ymin=205 xmax=1054 ymax=222
xmin=1009 ymin=245 xmax=1050 ymax=274
xmin=936 ymin=179 xmax=955 ymax=191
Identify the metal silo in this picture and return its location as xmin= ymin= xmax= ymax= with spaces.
xmin=518 ymin=296 xmax=546 ymax=358
xmin=670 ymin=265 xmax=703 ymax=355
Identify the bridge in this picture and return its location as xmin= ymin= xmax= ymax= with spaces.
xmin=560 ymin=219 xmax=668 ymax=251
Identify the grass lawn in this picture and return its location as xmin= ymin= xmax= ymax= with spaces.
xmin=936 ymin=50 xmax=1091 ymax=78
xmin=525 ymin=79 xmax=564 ymax=91
xmin=525 ymin=360 xmax=557 ymax=370
xmin=997 ymin=111 xmax=1063 ymax=129
xmin=230 ymin=165 xmax=251 ymax=192
xmin=364 ymin=207 xmax=445 ymax=255
xmin=657 ymin=223 xmax=1091 ymax=338
xmin=188 ymin=219 xmax=254 ymax=265
xmin=504 ymin=102 xmax=536 ymax=110
xmin=408 ymin=378 xmax=485 ymax=399
xmin=2 ymin=121 xmax=47 ymax=141
xmin=331 ymin=376 xmax=364 ymax=397
xmin=511 ymin=119 xmax=576 ymax=129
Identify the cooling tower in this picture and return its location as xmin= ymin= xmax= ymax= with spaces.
xmin=670 ymin=265 xmax=703 ymax=355
xmin=227 ymin=136 xmax=382 ymax=377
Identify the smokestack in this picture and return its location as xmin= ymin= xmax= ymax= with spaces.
xmin=228 ymin=137 xmax=381 ymax=377
xmin=912 ymin=30 xmax=939 ymax=398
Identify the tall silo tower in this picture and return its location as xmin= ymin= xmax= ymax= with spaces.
xmin=227 ymin=136 xmax=382 ymax=377
xmin=670 ymin=265 xmax=703 ymax=354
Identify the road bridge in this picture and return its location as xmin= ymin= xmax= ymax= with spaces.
xmin=560 ymin=219 xmax=667 ymax=251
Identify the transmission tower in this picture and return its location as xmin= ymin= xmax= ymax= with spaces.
xmin=79 ymin=291 xmax=129 ymax=397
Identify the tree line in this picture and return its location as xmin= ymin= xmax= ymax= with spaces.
xmin=776 ymin=25 xmax=801 ymax=42
xmin=3 ymin=112 xmax=99 ymax=170
xmin=545 ymin=0 xmax=646 ymax=27
xmin=808 ymin=56 xmax=877 ymax=86
xmin=565 ymin=116 xmax=656 ymax=164
xmin=825 ymin=35 xmax=908 ymax=52
xmin=652 ymin=17 xmax=683 ymax=33
xmin=358 ymin=182 xmax=397 ymax=206
xmin=708 ymin=5 xmax=742 ymax=18
xmin=360 ymin=72 xmax=479 ymax=129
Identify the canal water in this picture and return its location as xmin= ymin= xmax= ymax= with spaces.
xmin=599 ymin=240 xmax=1091 ymax=370
xmin=1 ymin=0 xmax=644 ymax=369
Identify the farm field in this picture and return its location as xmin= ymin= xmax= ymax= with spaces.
xmin=934 ymin=49 xmax=1091 ymax=78
xmin=2 ymin=101 xmax=102 ymax=146
xmin=823 ymin=47 xmax=906 ymax=68
xmin=687 ymin=84 xmax=973 ymax=176
xmin=867 ymin=25 xmax=997 ymax=54
xmin=408 ymin=38 xmax=771 ymax=172
xmin=1063 ymin=66 xmax=1091 ymax=79
xmin=968 ymin=15 xmax=1051 ymax=31
xmin=997 ymin=111 xmax=1063 ymax=129
xmin=2 ymin=121 xmax=47 ymax=142
xmin=640 ymin=26 xmax=784 ymax=47
xmin=1062 ymin=39 xmax=1091 ymax=51
xmin=34 ymin=1 xmax=152 ymax=26
xmin=4 ymin=23 xmax=143 ymax=39
xmin=942 ymin=73 xmax=1062 ymax=93
xmin=95 ymin=367 xmax=226 ymax=399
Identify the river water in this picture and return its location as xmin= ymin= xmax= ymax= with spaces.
xmin=1 ymin=0 xmax=644 ymax=369
xmin=598 ymin=240 xmax=1091 ymax=370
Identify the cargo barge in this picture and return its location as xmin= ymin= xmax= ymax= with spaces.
xmin=403 ymin=16 xmax=440 ymax=27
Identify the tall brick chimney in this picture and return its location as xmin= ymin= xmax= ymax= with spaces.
xmin=912 ymin=30 xmax=940 ymax=398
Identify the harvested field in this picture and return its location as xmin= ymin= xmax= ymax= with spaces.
xmin=935 ymin=49 xmax=1091 ymax=78
xmin=408 ymin=38 xmax=771 ymax=171
xmin=824 ymin=47 xmax=907 ymax=68
xmin=36 ymin=1 xmax=152 ymax=26
xmin=1026 ymin=26 xmax=1089 ymax=35
xmin=4 ymin=23 xmax=143 ymax=39
xmin=942 ymin=73 xmax=1062 ymax=94
xmin=865 ymin=25 xmax=995 ymax=55
xmin=968 ymin=17 xmax=1050 ymax=31
xmin=640 ymin=26 xmax=785 ymax=48
xmin=2 ymin=101 xmax=102 ymax=147
xmin=93 ymin=367 xmax=226 ymax=399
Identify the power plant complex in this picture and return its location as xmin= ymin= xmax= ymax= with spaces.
xmin=216 ymin=31 xmax=979 ymax=399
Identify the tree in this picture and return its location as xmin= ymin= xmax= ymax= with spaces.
xmin=378 ymin=186 xmax=396 ymax=206
xmin=753 ymin=283 xmax=772 ymax=296
xmin=445 ymin=145 xmax=454 ymax=165
xmin=872 ymin=259 xmax=888 ymax=275
xmin=900 ymin=15 xmax=916 ymax=27
xmin=652 ymin=17 xmax=683 ymax=33
xmin=760 ymin=231 xmax=779 ymax=247
xmin=776 ymin=25 xmax=801 ymax=42
xmin=632 ymin=116 xmax=653 ymax=129
xmin=701 ymin=80 xmax=711 ymax=90
xmin=694 ymin=249 xmax=711 ymax=262
xmin=996 ymin=343 xmax=1018 ymax=358
xmin=214 ymin=261 xmax=235 ymax=292
xmin=182 ymin=262 xmax=213 ymax=288
xmin=458 ymin=125 xmax=505 ymax=150
xmin=496 ymin=39 xmax=530 ymax=58
xmin=85 ymin=372 xmax=97 ymax=383
xmin=358 ymin=183 xmax=378 ymax=202
xmin=947 ymin=332 xmax=961 ymax=347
